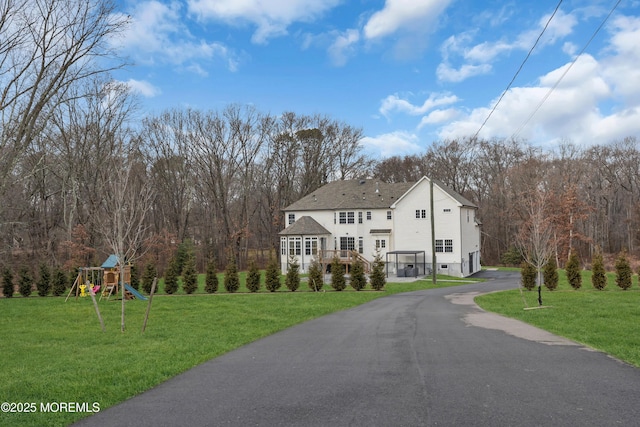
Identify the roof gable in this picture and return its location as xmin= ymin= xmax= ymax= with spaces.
xmin=391 ymin=177 xmax=477 ymax=209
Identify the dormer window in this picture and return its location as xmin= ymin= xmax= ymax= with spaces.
xmin=288 ymin=213 xmax=295 ymax=225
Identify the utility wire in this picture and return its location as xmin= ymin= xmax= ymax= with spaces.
xmin=511 ymin=0 xmax=623 ymax=140
xmin=472 ymin=0 xmax=564 ymax=140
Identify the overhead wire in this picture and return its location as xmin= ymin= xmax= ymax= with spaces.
xmin=510 ymin=0 xmax=623 ymax=140
xmin=472 ymin=0 xmax=565 ymax=140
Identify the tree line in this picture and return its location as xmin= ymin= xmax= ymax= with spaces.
xmin=2 ymin=0 xmax=640 ymax=282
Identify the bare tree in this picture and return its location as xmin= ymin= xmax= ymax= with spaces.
xmin=516 ymin=187 xmax=556 ymax=306
xmin=97 ymin=140 xmax=154 ymax=332
xmin=0 ymin=0 xmax=129 ymax=198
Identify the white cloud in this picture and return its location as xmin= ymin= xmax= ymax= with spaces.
xmin=435 ymin=48 xmax=640 ymax=146
xmin=418 ymin=108 xmax=460 ymax=128
xmin=380 ymin=93 xmax=458 ymax=117
xmin=113 ymin=1 xmax=238 ymax=73
xmin=187 ymin=0 xmax=340 ymax=44
xmin=437 ymin=9 xmax=578 ymax=83
xmin=328 ymin=29 xmax=360 ymax=66
xmin=436 ymin=62 xmax=492 ymax=83
xmin=360 ymin=131 xmax=422 ymax=158
xmin=125 ymin=79 xmax=161 ymax=97
xmin=363 ymin=0 xmax=452 ymax=40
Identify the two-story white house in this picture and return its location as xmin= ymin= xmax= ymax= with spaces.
xmin=279 ymin=176 xmax=481 ymax=278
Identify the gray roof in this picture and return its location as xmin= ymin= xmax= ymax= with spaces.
xmin=284 ymin=179 xmax=414 ymax=211
xmin=279 ymin=216 xmax=331 ymax=236
xmin=431 ymin=178 xmax=477 ymax=208
xmin=283 ymin=177 xmax=477 ymax=211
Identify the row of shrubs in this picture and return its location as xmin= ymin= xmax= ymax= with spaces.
xmin=521 ymin=249 xmax=639 ymax=291
xmin=1 ymin=253 xmax=388 ymax=298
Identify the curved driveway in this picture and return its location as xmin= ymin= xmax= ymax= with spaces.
xmin=76 ymin=271 xmax=640 ymax=426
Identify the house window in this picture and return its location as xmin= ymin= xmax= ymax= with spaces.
xmin=467 ymin=210 xmax=470 ymax=222
xmin=334 ymin=212 xmax=336 ymax=224
xmin=288 ymin=213 xmax=295 ymax=225
xmin=339 ymin=212 xmax=347 ymax=224
xmin=281 ymin=237 xmax=286 ymax=256
xmin=305 ymin=237 xmax=318 ymax=256
xmin=358 ymin=237 xmax=363 ymax=254
xmin=387 ymin=211 xmax=392 ymax=220
xmin=366 ymin=211 xmax=372 ymax=220
xmin=347 ymin=212 xmax=355 ymax=224
xmin=415 ymin=209 xmax=426 ymax=219
xmin=435 ymin=239 xmax=453 ymax=253
xmin=289 ymin=237 xmax=301 ymax=256
xmin=375 ymin=239 xmax=386 ymax=249
xmin=358 ymin=212 xmax=363 ymax=224
xmin=445 ymin=239 xmax=453 ymax=253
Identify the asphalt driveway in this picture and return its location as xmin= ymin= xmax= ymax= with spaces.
xmin=75 ymin=271 xmax=640 ymax=426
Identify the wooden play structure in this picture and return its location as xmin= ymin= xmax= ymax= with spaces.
xmin=65 ymin=255 xmax=146 ymax=301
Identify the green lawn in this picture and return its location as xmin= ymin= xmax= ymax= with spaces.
xmin=0 ymin=274 xmax=474 ymax=427
xmin=475 ymin=269 xmax=640 ymax=368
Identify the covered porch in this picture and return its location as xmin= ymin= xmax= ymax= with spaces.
xmin=385 ymin=250 xmax=427 ymax=278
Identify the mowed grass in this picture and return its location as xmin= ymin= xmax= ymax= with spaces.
xmin=475 ymin=269 xmax=640 ymax=368
xmin=0 ymin=274 xmax=475 ymax=427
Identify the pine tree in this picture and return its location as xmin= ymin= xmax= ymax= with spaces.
xmin=349 ymin=257 xmax=367 ymax=291
xmin=164 ymin=259 xmax=179 ymax=294
xmin=36 ymin=263 xmax=51 ymax=297
xmin=51 ymin=267 xmax=68 ymax=297
xmin=330 ymin=256 xmax=346 ymax=291
xmin=566 ymin=250 xmax=582 ymax=290
xmin=142 ymin=263 xmax=158 ymax=294
xmin=246 ymin=260 xmax=261 ymax=293
xmin=2 ymin=267 xmax=14 ymax=298
xmin=18 ymin=266 xmax=33 ymax=297
xmin=520 ymin=261 xmax=536 ymax=291
xmin=543 ymin=257 xmax=558 ymax=291
xmin=52 ymin=268 xmax=68 ymax=296
xmin=615 ymin=250 xmax=632 ymax=290
xmin=307 ymin=257 xmax=324 ymax=291
xmin=265 ymin=257 xmax=281 ymax=292
xmin=369 ymin=251 xmax=386 ymax=291
xmin=130 ymin=264 xmax=140 ymax=290
xmin=591 ymin=249 xmax=607 ymax=290
xmin=182 ymin=256 xmax=198 ymax=294
xmin=175 ymin=239 xmax=194 ymax=276
xmin=224 ymin=253 xmax=240 ymax=293
xmin=205 ymin=259 xmax=219 ymax=293
xmin=284 ymin=256 xmax=300 ymax=292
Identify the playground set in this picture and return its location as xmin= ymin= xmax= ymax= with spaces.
xmin=65 ymin=255 xmax=147 ymax=301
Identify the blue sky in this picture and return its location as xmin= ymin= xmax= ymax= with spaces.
xmin=111 ymin=0 xmax=640 ymax=157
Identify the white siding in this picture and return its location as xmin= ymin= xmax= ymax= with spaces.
xmin=281 ymin=177 xmax=481 ymax=278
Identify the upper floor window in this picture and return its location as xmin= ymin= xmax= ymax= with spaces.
xmin=366 ymin=211 xmax=372 ymax=220
xmin=358 ymin=212 xmax=363 ymax=224
xmin=288 ymin=213 xmax=295 ymax=225
xmin=387 ymin=211 xmax=392 ymax=220
xmin=339 ymin=212 xmax=347 ymax=224
xmin=415 ymin=209 xmax=426 ymax=219
xmin=347 ymin=212 xmax=355 ymax=224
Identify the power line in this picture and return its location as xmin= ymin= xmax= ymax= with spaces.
xmin=511 ymin=0 xmax=623 ymax=140
xmin=472 ymin=0 xmax=565 ymax=140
